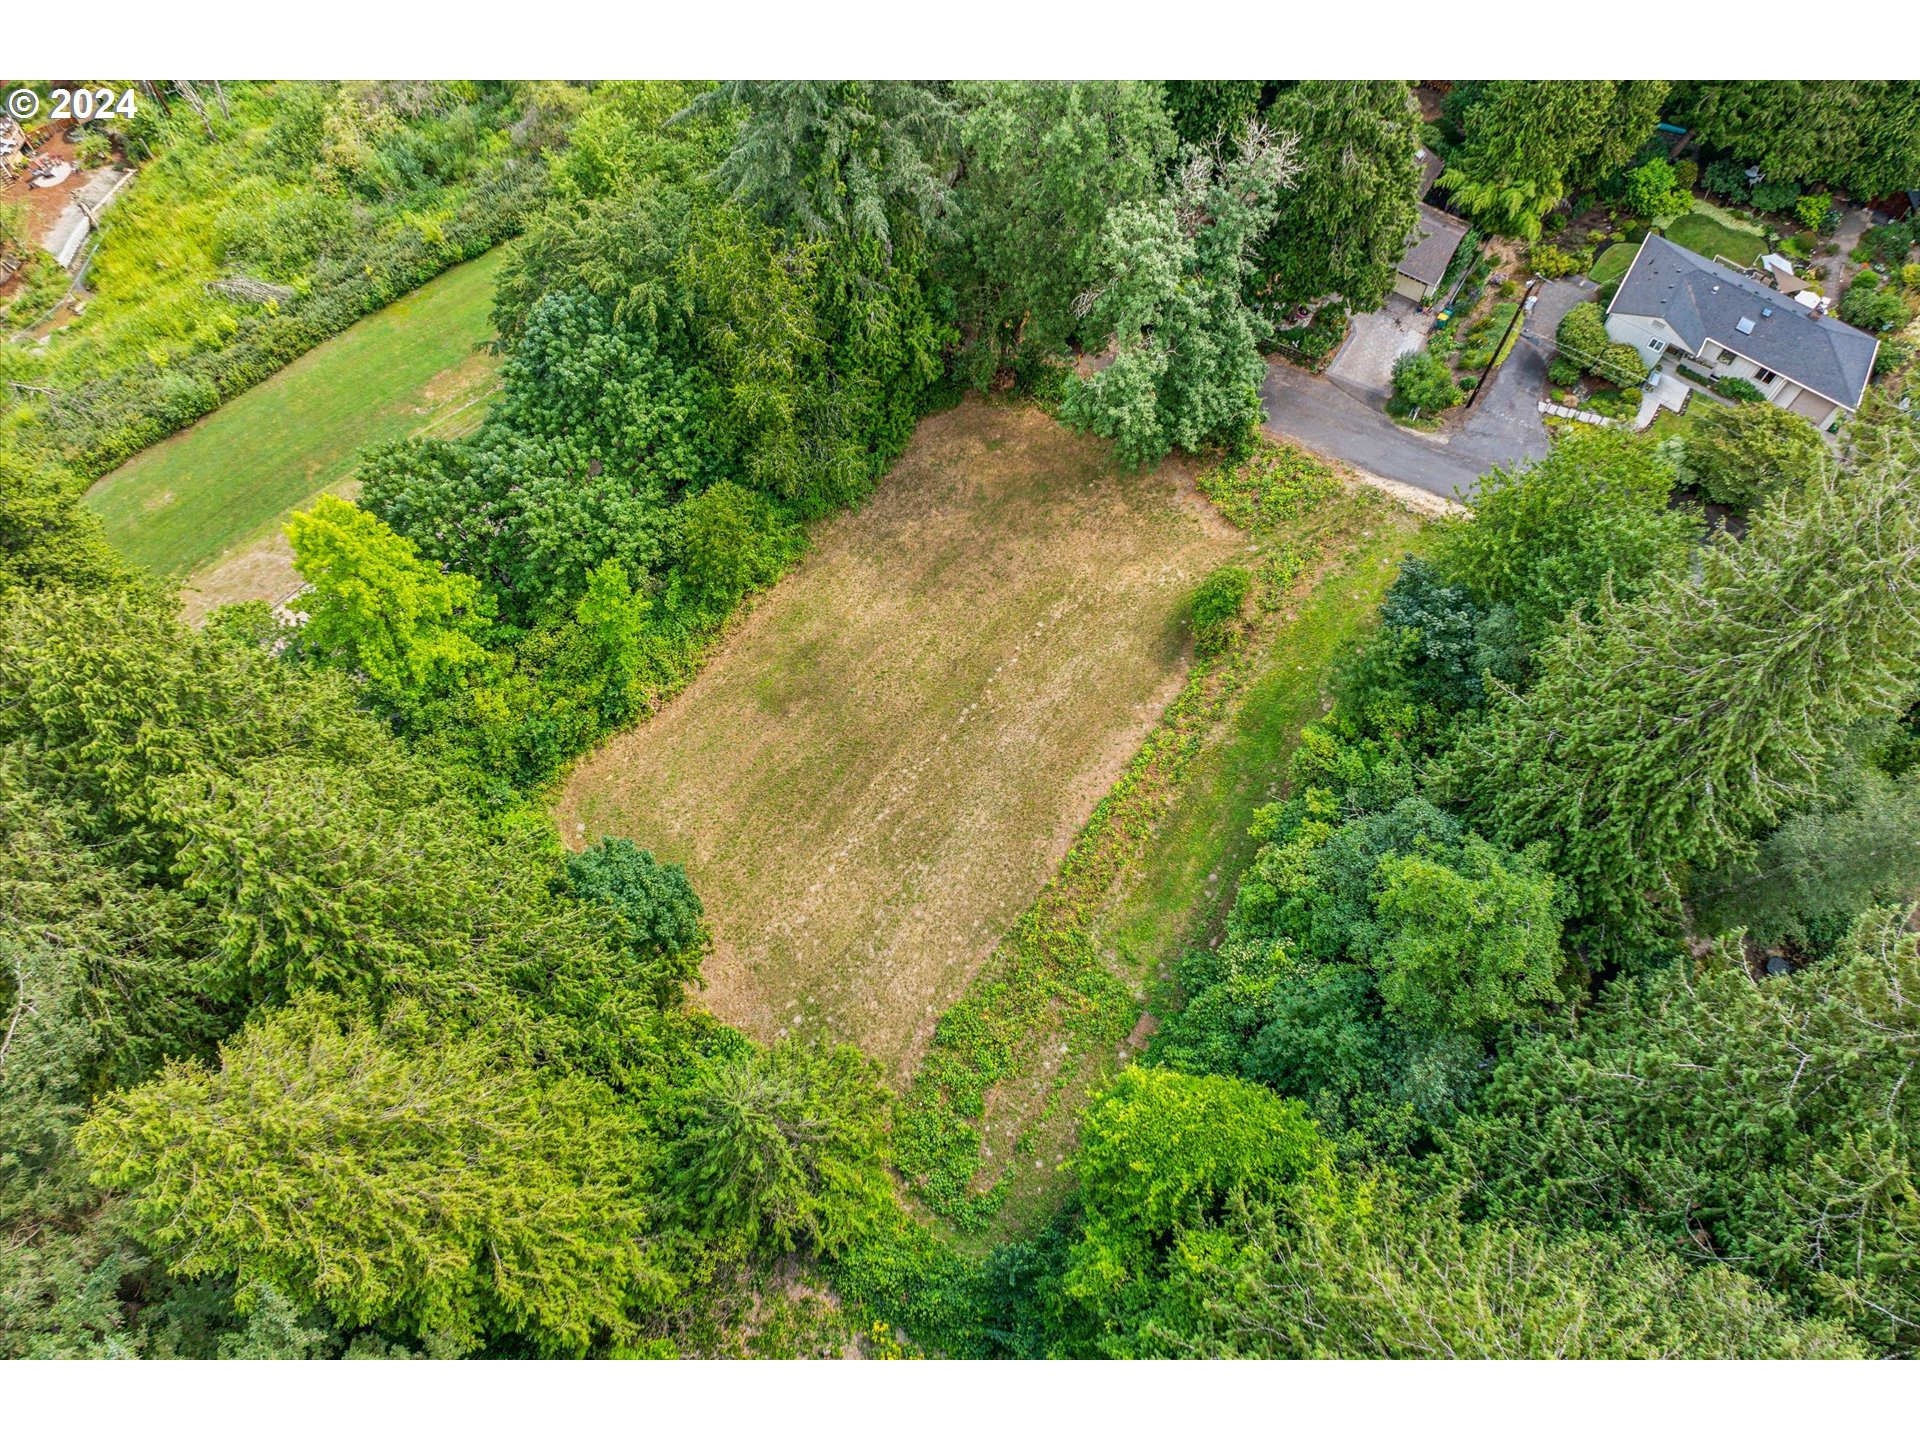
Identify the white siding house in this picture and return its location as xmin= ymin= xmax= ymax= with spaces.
xmin=1603 ymin=235 xmax=1878 ymax=431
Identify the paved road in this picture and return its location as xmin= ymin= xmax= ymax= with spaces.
xmin=1260 ymin=277 xmax=1590 ymax=502
xmin=1261 ymin=363 xmax=1487 ymax=500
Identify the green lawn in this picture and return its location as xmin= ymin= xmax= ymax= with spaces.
xmin=1662 ymin=210 xmax=1768 ymax=269
xmin=1092 ymin=515 xmax=1426 ymax=975
xmin=1644 ymin=397 xmax=1718 ymax=446
xmin=1590 ymin=241 xmax=1640 ymax=285
xmin=83 ymin=247 xmax=505 ymax=577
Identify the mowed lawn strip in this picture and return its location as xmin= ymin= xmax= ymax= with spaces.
xmin=975 ymin=509 xmax=1424 ymax=1241
xmin=1095 ymin=512 xmax=1427 ymax=973
xmin=556 ymin=400 xmax=1245 ymax=1076
xmin=83 ymin=246 xmax=505 ymax=578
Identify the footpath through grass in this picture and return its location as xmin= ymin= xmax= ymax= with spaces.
xmin=82 ymin=247 xmax=504 ymax=578
xmin=893 ymin=444 xmax=1422 ymax=1236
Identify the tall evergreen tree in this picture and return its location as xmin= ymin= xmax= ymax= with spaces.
xmin=1250 ymin=81 xmax=1423 ymax=317
xmin=0 ymin=451 xmax=130 ymax=599
xmin=687 ymin=81 xmax=956 ymax=253
xmin=1447 ymin=429 xmax=1920 ymax=951
xmin=1445 ymin=907 xmax=1920 ymax=1352
xmin=1440 ymin=81 xmax=1669 ymax=238
xmin=78 ymin=995 xmax=660 ymax=1357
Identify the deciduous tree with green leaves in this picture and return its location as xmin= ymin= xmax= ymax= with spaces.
xmin=1063 ymin=123 xmax=1300 ymax=467
xmin=949 ymin=81 xmax=1175 ymax=379
xmin=1678 ymin=400 xmax=1827 ymax=510
xmin=286 ymin=495 xmax=492 ymax=706
xmin=1555 ymin=300 xmax=1648 ymax=387
xmin=567 ymin=837 xmax=708 ymax=1005
xmin=1427 ymin=426 xmax=1693 ymax=642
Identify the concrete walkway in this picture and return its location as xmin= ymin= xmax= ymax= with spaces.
xmin=1636 ymin=370 xmax=1688 ymax=429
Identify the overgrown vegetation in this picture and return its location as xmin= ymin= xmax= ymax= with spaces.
xmin=8 ymin=77 xmax=1920 ymax=1365
xmin=4 ymin=82 xmax=540 ymax=481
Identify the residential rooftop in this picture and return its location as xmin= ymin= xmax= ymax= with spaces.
xmin=1398 ymin=203 xmax=1470 ymax=288
xmin=1609 ymin=234 xmax=1878 ymax=410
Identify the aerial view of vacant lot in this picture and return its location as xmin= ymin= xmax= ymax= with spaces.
xmin=557 ymin=399 xmax=1245 ymax=1073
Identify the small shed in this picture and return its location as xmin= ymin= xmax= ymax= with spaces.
xmin=1394 ymin=203 xmax=1470 ymax=303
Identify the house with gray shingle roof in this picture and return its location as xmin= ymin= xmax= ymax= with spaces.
xmin=1605 ymin=233 xmax=1878 ymax=430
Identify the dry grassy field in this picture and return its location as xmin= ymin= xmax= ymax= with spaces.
xmin=555 ymin=399 xmax=1246 ymax=1075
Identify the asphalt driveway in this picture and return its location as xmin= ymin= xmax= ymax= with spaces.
xmin=1260 ymin=277 xmax=1590 ymax=502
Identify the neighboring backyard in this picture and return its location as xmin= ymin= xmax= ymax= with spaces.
xmin=82 ymin=246 xmax=504 ymax=588
xmin=1663 ymin=208 xmax=1767 ymax=268
xmin=1590 ymin=241 xmax=1639 ymax=285
xmin=556 ymin=399 xmax=1248 ymax=1076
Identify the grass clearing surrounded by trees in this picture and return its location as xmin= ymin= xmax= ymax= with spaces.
xmin=556 ymin=399 xmax=1247 ymax=1076
xmin=81 ymin=247 xmax=504 ymax=585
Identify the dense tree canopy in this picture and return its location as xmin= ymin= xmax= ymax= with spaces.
xmin=687 ymin=81 xmax=957 ymax=252
xmin=9 ymin=76 xmax=1920 ymax=1367
xmin=1448 ymin=430 xmax=1920 ymax=953
xmin=80 ymin=995 xmax=661 ymax=1357
xmin=1687 ymin=81 xmax=1920 ymax=197
xmin=1063 ymin=123 xmax=1299 ymax=466
xmin=949 ymin=81 xmax=1176 ymax=379
xmin=1440 ymin=81 xmax=1668 ymax=237
xmin=1250 ymin=81 xmax=1423 ymax=317
xmin=1447 ymin=908 xmax=1920 ymax=1350
xmin=1674 ymin=400 xmax=1828 ymax=510
xmin=1427 ymin=426 xmax=1694 ymax=643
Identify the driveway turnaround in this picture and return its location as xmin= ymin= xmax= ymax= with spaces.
xmin=1260 ymin=277 xmax=1590 ymax=502
xmin=1326 ymin=293 xmax=1433 ymax=400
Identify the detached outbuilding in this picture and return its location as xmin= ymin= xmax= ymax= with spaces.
xmin=1393 ymin=203 xmax=1470 ymax=304
xmin=1604 ymin=234 xmax=1878 ymax=430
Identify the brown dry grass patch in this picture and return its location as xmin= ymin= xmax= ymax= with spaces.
xmin=554 ymin=398 xmax=1245 ymax=1076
